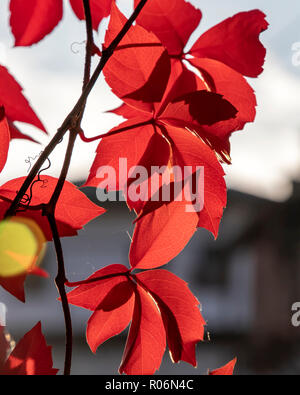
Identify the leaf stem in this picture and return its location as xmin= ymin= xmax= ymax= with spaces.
xmin=66 ymin=271 xmax=131 ymax=288
xmin=79 ymin=118 xmax=154 ymax=142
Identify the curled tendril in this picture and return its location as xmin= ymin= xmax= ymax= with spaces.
xmin=17 ymin=158 xmax=51 ymax=213
xmin=25 ymin=151 xmax=43 ymax=173
xmin=71 ymin=41 xmax=86 ymax=54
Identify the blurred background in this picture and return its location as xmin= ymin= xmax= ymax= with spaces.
xmin=0 ymin=0 xmax=300 ymax=375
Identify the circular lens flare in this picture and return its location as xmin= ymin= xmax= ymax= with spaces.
xmin=0 ymin=217 xmax=46 ymax=278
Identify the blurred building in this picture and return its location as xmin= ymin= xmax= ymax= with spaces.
xmin=0 ymin=181 xmax=299 ymax=375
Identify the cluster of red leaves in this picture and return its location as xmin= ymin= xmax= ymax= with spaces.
xmin=0 ymin=323 xmax=58 ymax=375
xmin=0 ymin=0 xmax=268 ymax=375
xmin=85 ymin=1 xmax=268 ymax=269
xmin=66 ymin=264 xmax=206 ymax=374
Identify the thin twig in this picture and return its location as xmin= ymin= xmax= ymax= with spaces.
xmin=46 ymin=213 xmax=73 ymax=376
xmin=82 ymin=0 xmax=94 ymax=90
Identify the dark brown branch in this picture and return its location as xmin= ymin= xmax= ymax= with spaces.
xmin=46 ymin=213 xmax=73 ymax=376
xmin=82 ymin=0 xmax=94 ymax=90
xmin=48 ymin=131 xmax=77 ymax=211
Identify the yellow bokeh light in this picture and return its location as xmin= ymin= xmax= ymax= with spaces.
xmin=0 ymin=217 xmax=46 ymax=278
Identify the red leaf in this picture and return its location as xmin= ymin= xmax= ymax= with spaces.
xmin=0 ymin=66 xmax=46 ymax=134
xmin=0 ymin=107 xmax=10 ymax=173
xmin=130 ymin=199 xmax=198 ymax=270
xmin=67 ymin=264 xmax=134 ymax=354
xmin=87 ymin=281 xmax=135 ymax=354
xmin=7 ymin=120 xmax=39 ymax=144
xmin=159 ymin=90 xmax=237 ymax=128
xmin=0 ymin=259 xmax=48 ymax=302
xmin=84 ymin=116 xmax=154 ymax=191
xmin=1 ymin=322 xmax=58 ymax=375
xmin=155 ymin=59 xmax=207 ymax=118
xmin=188 ymin=58 xmax=257 ymax=161
xmin=163 ymin=125 xmax=227 ymax=238
xmin=0 ymin=176 xmax=105 ymax=240
xmin=9 ymin=0 xmax=63 ymax=47
xmin=209 ymin=358 xmax=237 ymax=375
xmin=134 ymin=0 xmax=202 ymax=56
xmin=190 ymin=10 xmax=268 ymax=78
xmin=109 ymin=103 xmax=144 ymax=120
xmin=66 ymin=264 xmax=130 ymax=311
xmin=69 ymin=0 xmax=113 ymax=31
xmin=119 ymin=283 xmax=166 ymax=375
xmin=104 ymin=3 xmax=171 ymax=113
xmin=136 ymin=270 xmax=206 ymax=366
xmin=125 ymin=131 xmax=171 ymax=212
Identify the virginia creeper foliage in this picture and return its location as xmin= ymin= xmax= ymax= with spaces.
xmin=0 ymin=0 xmax=268 ymax=375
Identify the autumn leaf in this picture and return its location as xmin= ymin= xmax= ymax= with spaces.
xmin=9 ymin=0 xmax=113 ymax=47
xmin=66 ymin=265 xmax=205 ymax=375
xmin=136 ymin=269 xmax=206 ymax=366
xmin=0 ymin=267 xmax=48 ymax=303
xmin=0 ymin=322 xmax=58 ymax=375
xmin=119 ymin=282 xmax=166 ymax=375
xmin=0 ymin=107 xmax=10 ymax=173
xmin=188 ymin=57 xmax=257 ymax=160
xmin=135 ymin=0 xmax=202 ymax=57
xmin=103 ymin=2 xmax=171 ymax=113
xmin=189 ymin=10 xmax=268 ymax=78
xmin=0 ymin=176 xmax=105 ymax=241
xmin=9 ymin=0 xmax=63 ymax=47
xmin=209 ymin=358 xmax=237 ymax=375
xmin=0 ymin=66 xmax=46 ymax=142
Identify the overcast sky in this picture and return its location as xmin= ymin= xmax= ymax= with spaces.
xmin=0 ymin=0 xmax=300 ymax=201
